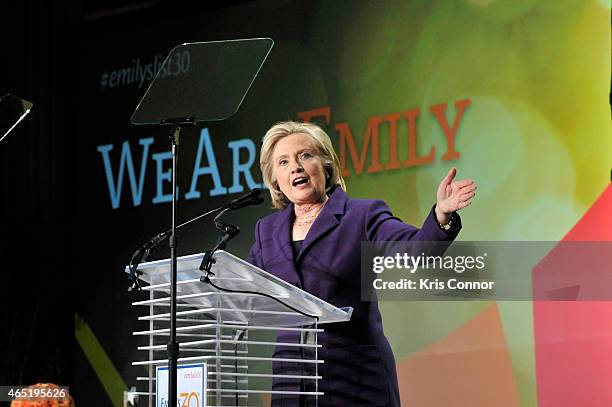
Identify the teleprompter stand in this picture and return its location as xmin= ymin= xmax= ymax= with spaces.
xmin=130 ymin=38 xmax=274 ymax=407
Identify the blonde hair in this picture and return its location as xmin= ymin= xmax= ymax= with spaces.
xmin=260 ymin=121 xmax=346 ymax=209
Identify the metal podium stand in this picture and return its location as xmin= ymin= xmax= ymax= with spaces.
xmin=125 ymin=250 xmax=352 ymax=406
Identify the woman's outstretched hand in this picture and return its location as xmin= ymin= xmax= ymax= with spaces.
xmin=435 ymin=167 xmax=476 ymax=225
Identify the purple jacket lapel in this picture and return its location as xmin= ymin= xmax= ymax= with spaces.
xmin=296 ymin=187 xmax=347 ymax=263
xmin=269 ymin=187 xmax=348 ymax=276
xmin=271 ymin=203 xmax=297 ymax=271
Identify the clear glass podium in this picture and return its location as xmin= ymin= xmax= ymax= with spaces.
xmin=125 ymin=250 xmax=353 ymax=406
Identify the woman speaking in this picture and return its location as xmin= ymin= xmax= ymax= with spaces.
xmin=247 ymin=121 xmax=476 ymax=406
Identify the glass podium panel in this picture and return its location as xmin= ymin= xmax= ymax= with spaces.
xmin=126 ymin=250 xmax=353 ymax=327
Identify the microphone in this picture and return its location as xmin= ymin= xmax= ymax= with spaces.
xmin=129 ymin=231 xmax=170 ymax=263
xmin=215 ymin=221 xmax=240 ymax=237
xmin=199 ymin=221 xmax=241 ymax=273
xmin=199 ymin=191 xmax=260 ymax=274
xmin=127 ymin=189 xmax=264 ymax=290
xmin=127 ymin=231 xmax=171 ymax=290
xmin=226 ymin=188 xmax=263 ymax=210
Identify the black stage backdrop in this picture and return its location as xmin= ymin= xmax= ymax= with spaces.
xmin=0 ymin=0 xmax=75 ymax=395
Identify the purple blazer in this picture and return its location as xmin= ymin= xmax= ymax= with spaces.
xmin=247 ymin=186 xmax=461 ymax=406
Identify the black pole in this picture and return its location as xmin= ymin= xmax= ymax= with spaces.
xmin=167 ymin=125 xmax=180 ymax=407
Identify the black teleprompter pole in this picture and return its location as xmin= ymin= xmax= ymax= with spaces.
xmin=166 ymin=122 xmax=188 ymax=407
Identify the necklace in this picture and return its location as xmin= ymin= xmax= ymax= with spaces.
xmin=301 ymin=204 xmax=320 ymax=212
xmin=293 ymin=203 xmax=325 ymax=227
xmin=293 ymin=214 xmax=318 ymax=226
